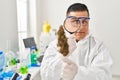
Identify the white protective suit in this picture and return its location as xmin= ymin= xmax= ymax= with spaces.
xmin=41 ymin=34 xmax=113 ymax=80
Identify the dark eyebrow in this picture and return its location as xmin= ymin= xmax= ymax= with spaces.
xmin=78 ymin=17 xmax=90 ymax=20
xmin=67 ymin=16 xmax=90 ymax=20
xmin=67 ymin=16 xmax=77 ymax=19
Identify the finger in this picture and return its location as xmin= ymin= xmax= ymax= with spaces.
xmin=64 ymin=64 xmax=75 ymax=71
xmin=62 ymin=58 xmax=73 ymax=65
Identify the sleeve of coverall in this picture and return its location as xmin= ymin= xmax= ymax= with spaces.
xmin=74 ymin=43 xmax=113 ymax=80
xmin=41 ymin=41 xmax=62 ymax=80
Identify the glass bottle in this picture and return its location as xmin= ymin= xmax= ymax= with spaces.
xmin=30 ymin=46 xmax=37 ymax=65
xmin=0 ymin=51 xmax=6 ymax=75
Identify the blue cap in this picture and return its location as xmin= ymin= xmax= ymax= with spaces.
xmin=0 ymin=51 xmax=3 ymax=55
xmin=31 ymin=46 xmax=36 ymax=50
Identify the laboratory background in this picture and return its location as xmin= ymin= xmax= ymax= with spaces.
xmin=0 ymin=0 xmax=120 ymax=80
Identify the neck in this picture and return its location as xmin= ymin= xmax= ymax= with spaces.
xmin=76 ymin=40 xmax=79 ymax=42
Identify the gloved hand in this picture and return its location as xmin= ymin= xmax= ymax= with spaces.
xmin=64 ymin=29 xmax=77 ymax=55
xmin=67 ymin=36 xmax=76 ymax=55
xmin=61 ymin=58 xmax=78 ymax=80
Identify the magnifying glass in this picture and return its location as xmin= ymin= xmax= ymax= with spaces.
xmin=63 ymin=16 xmax=90 ymax=34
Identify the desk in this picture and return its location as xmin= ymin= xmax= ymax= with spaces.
xmin=20 ymin=67 xmax=41 ymax=80
xmin=29 ymin=67 xmax=41 ymax=80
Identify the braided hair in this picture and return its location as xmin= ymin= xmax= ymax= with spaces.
xmin=57 ymin=25 xmax=69 ymax=56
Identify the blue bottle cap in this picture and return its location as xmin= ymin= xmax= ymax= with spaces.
xmin=0 ymin=51 xmax=3 ymax=55
xmin=31 ymin=46 xmax=36 ymax=49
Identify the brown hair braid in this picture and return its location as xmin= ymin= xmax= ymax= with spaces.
xmin=57 ymin=25 xmax=69 ymax=56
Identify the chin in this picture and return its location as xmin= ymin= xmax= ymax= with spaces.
xmin=75 ymin=35 xmax=86 ymax=41
xmin=74 ymin=33 xmax=87 ymax=40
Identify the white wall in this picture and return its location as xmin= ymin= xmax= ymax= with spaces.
xmin=38 ymin=0 xmax=120 ymax=77
xmin=0 ymin=0 xmax=18 ymax=52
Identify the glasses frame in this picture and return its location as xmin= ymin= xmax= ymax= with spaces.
xmin=63 ymin=16 xmax=90 ymax=34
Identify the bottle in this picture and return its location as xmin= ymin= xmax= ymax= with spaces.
xmin=19 ymin=48 xmax=30 ymax=74
xmin=24 ymin=73 xmax=31 ymax=80
xmin=11 ymin=72 xmax=19 ymax=80
xmin=5 ymin=51 xmax=16 ymax=71
xmin=0 ymin=51 xmax=6 ymax=75
xmin=26 ymin=48 xmax=31 ymax=68
xmin=19 ymin=64 xmax=28 ymax=74
xmin=5 ymin=40 xmax=17 ymax=67
xmin=43 ymin=21 xmax=51 ymax=33
xmin=30 ymin=46 xmax=37 ymax=65
xmin=19 ymin=57 xmax=28 ymax=74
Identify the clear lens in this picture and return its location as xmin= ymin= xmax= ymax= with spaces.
xmin=64 ymin=18 xmax=80 ymax=33
xmin=64 ymin=16 xmax=90 ymax=34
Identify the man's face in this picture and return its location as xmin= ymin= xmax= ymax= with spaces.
xmin=67 ymin=11 xmax=89 ymax=41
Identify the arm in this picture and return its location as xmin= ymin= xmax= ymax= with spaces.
xmin=74 ymin=43 xmax=113 ymax=80
xmin=41 ymin=40 xmax=62 ymax=80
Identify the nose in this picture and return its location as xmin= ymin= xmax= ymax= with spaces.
xmin=79 ymin=23 xmax=84 ymax=30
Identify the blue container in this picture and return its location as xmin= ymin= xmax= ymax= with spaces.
xmin=0 ymin=51 xmax=6 ymax=75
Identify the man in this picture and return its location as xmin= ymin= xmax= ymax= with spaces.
xmin=41 ymin=3 xmax=113 ymax=80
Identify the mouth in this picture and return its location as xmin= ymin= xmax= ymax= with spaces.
xmin=75 ymin=32 xmax=85 ymax=33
